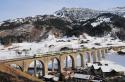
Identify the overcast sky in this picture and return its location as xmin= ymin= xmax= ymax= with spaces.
xmin=0 ymin=0 xmax=125 ymax=21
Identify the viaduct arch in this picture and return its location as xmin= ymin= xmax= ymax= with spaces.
xmin=2 ymin=46 xmax=124 ymax=76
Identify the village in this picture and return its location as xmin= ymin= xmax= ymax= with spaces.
xmin=42 ymin=60 xmax=125 ymax=82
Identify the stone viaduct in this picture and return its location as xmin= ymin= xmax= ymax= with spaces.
xmin=1 ymin=46 xmax=124 ymax=76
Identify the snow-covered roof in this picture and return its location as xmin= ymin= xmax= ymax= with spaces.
xmin=73 ymin=73 xmax=91 ymax=79
xmin=121 ymin=49 xmax=125 ymax=52
xmin=92 ymin=64 xmax=100 ymax=69
xmin=110 ymin=64 xmax=125 ymax=72
xmin=44 ymin=75 xmax=54 ymax=79
xmin=100 ymin=66 xmax=113 ymax=72
xmin=53 ymin=77 xmax=59 ymax=81
xmin=90 ymin=60 xmax=125 ymax=73
xmin=43 ymin=75 xmax=59 ymax=81
xmin=87 ymin=63 xmax=93 ymax=67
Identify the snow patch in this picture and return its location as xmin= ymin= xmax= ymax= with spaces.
xmin=91 ymin=17 xmax=110 ymax=27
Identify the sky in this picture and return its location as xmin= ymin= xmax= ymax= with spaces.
xmin=0 ymin=0 xmax=125 ymax=21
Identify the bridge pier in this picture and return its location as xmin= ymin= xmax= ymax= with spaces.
xmin=60 ymin=55 xmax=64 ymax=73
xmin=52 ymin=59 xmax=54 ymax=72
xmin=97 ymin=50 xmax=101 ymax=61
xmin=80 ymin=53 xmax=85 ymax=67
xmin=93 ymin=50 xmax=97 ymax=62
xmin=44 ymin=61 xmax=48 ymax=75
xmin=3 ymin=47 xmax=123 ymax=78
xmin=65 ymin=56 xmax=68 ymax=69
xmin=101 ymin=49 xmax=105 ymax=59
xmin=105 ymin=48 xmax=108 ymax=53
xmin=87 ymin=51 xmax=91 ymax=63
xmin=71 ymin=53 xmax=77 ymax=69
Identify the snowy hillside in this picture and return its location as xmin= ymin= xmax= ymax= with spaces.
xmin=108 ymin=7 xmax=125 ymax=17
xmin=55 ymin=7 xmax=125 ymax=21
xmin=0 ymin=7 xmax=125 ymax=45
xmin=55 ymin=7 xmax=101 ymax=21
xmin=0 ymin=34 xmax=125 ymax=60
xmin=0 ymin=7 xmax=125 ymax=60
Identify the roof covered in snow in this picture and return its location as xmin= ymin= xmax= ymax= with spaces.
xmin=73 ymin=73 xmax=91 ymax=79
xmin=89 ymin=60 xmax=125 ymax=73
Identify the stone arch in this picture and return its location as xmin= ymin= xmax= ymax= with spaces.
xmin=27 ymin=60 xmax=45 ymax=76
xmin=104 ymin=48 xmax=108 ymax=53
xmin=10 ymin=64 xmax=23 ymax=71
xmin=97 ymin=50 xmax=101 ymax=61
xmin=76 ymin=53 xmax=83 ymax=67
xmin=48 ymin=57 xmax=60 ymax=73
xmin=90 ymin=51 xmax=95 ymax=63
xmin=63 ymin=55 xmax=75 ymax=70
xmin=101 ymin=49 xmax=105 ymax=58
xmin=84 ymin=52 xmax=90 ymax=64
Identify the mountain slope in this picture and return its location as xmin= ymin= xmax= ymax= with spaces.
xmin=55 ymin=7 xmax=125 ymax=21
xmin=65 ymin=13 xmax=125 ymax=40
xmin=0 ymin=15 xmax=73 ymax=45
xmin=0 ymin=7 xmax=125 ymax=45
xmin=55 ymin=7 xmax=101 ymax=21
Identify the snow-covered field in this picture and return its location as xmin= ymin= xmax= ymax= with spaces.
xmin=0 ymin=34 xmax=125 ymax=60
xmin=105 ymin=52 xmax=125 ymax=67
